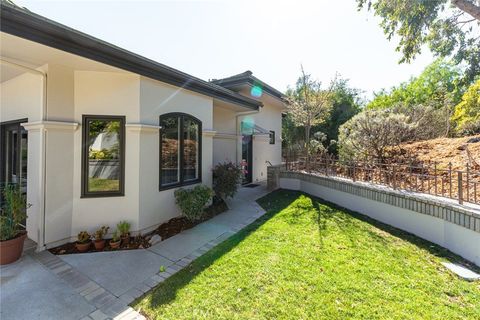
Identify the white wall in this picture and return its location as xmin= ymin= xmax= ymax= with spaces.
xmin=137 ymin=77 xmax=214 ymax=231
xmin=71 ymin=71 xmax=141 ymax=238
xmin=280 ymin=177 xmax=480 ymax=266
xmin=0 ymin=72 xmax=43 ymax=122
xmin=213 ymin=106 xmax=237 ymax=165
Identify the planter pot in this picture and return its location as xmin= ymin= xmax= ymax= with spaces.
xmin=75 ymin=241 xmax=91 ymax=253
xmin=109 ymin=240 xmax=121 ymax=249
xmin=0 ymin=232 xmax=27 ymax=265
xmin=121 ymin=235 xmax=130 ymax=246
xmin=94 ymin=240 xmax=106 ymax=251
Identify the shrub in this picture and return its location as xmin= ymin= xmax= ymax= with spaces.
xmin=174 ymin=185 xmax=213 ymax=222
xmin=212 ymin=161 xmax=243 ymax=200
xmin=338 ymin=109 xmax=416 ymax=161
xmin=452 ymin=80 xmax=480 ymax=135
xmin=0 ymin=184 xmax=30 ymax=241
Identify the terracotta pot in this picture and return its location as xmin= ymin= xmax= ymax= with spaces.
xmin=121 ymin=235 xmax=130 ymax=246
xmin=75 ymin=241 xmax=91 ymax=253
xmin=109 ymin=240 xmax=121 ymax=249
xmin=94 ymin=239 xmax=106 ymax=251
xmin=0 ymin=232 xmax=27 ymax=265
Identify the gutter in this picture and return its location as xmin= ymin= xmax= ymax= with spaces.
xmin=1 ymin=58 xmax=47 ymax=252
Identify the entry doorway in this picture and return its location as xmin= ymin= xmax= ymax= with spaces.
xmin=241 ymin=134 xmax=253 ymax=185
xmin=0 ymin=119 xmax=28 ymax=227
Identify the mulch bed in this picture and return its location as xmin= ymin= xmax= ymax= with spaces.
xmin=49 ymin=199 xmax=229 ymax=255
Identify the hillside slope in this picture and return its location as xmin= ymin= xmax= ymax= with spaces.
xmin=393 ymin=135 xmax=480 ymax=171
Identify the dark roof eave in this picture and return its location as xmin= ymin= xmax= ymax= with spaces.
xmin=0 ymin=3 xmax=261 ymax=110
xmin=212 ymin=72 xmax=285 ymax=101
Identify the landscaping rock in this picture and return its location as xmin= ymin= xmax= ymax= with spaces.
xmin=148 ymin=234 xmax=162 ymax=246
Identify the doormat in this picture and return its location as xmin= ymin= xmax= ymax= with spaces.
xmin=244 ymin=184 xmax=260 ymax=188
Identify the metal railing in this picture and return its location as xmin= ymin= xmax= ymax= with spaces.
xmin=284 ymin=155 xmax=480 ymax=205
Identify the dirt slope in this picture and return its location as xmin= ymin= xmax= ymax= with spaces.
xmin=392 ymin=135 xmax=480 ymax=171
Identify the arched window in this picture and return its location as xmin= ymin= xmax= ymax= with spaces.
xmin=159 ymin=113 xmax=202 ymax=189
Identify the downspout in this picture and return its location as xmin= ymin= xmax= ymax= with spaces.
xmin=235 ymin=109 xmax=260 ymax=164
xmin=0 ymin=58 xmax=47 ymax=251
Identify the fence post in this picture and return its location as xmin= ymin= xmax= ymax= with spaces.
xmin=466 ymin=163 xmax=470 ymax=203
xmin=449 ymin=162 xmax=452 ymax=199
xmin=352 ymin=161 xmax=356 ymax=182
xmin=434 ymin=162 xmax=437 ymax=195
xmin=458 ymin=171 xmax=463 ymax=205
xmin=392 ymin=165 xmax=396 ymax=190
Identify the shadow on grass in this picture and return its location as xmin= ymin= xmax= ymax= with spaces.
xmin=139 ymin=190 xmax=298 ymax=311
xmin=140 ymin=189 xmax=479 ymax=314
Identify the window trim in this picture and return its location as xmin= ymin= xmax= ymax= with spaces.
xmin=269 ymin=130 xmax=275 ymax=145
xmin=159 ymin=112 xmax=202 ymax=191
xmin=81 ymin=115 xmax=125 ymax=198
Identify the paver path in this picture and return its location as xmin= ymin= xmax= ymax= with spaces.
xmin=0 ymin=183 xmax=269 ymax=320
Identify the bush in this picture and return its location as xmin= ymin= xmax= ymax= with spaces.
xmin=452 ymin=80 xmax=480 ymax=135
xmin=174 ymin=185 xmax=213 ymax=222
xmin=212 ymin=162 xmax=243 ymax=200
xmin=338 ymin=109 xmax=416 ymax=161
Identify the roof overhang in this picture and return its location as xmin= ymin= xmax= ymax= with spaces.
xmin=211 ymin=71 xmax=286 ymax=103
xmin=0 ymin=2 xmax=262 ymax=110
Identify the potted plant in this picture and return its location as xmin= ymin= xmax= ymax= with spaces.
xmin=93 ymin=226 xmax=109 ymax=251
xmin=0 ymin=184 xmax=31 ymax=265
xmin=75 ymin=231 xmax=91 ymax=253
xmin=117 ymin=221 xmax=131 ymax=245
xmin=109 ymin=230 xmax=121 ymax=249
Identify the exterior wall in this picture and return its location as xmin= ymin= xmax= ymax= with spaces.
xmin=71 ymin=71 xmax=141 ymax=240
xmin=137 ymin=77 xmax=214 ymax=231
xmin=273 ymin=170 xmax=480 ymax=266
xmin=213 ymin=106 xmax=237 ymax=165
xmin=0 ymin=71 xmax=43 ymax=122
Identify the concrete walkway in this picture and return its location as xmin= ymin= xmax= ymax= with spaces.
xmin=0 ymin=183 xmax=269 ymax=320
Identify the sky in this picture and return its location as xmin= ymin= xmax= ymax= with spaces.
xmin=15 ymin=0 xmax=435 ymax=100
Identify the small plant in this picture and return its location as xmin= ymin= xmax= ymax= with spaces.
xmin=94 ymin=226 xmax=109 ymax=241
xmin=174 ymin=185 xmax=213 ymax=222
xmin=117 ymin=220 xmax=131 ymax=245
xmin=111 ymin=230 xmax=120 ymax=242
xmin=75 ymin=231 xmax=91 ymax=252
xmin=159 ymin=265 xmax=166 ymax=273
xmin=77 ymin=231 xmax=91 ymax=244
xmin=0 ymin=184 xmax=31 ymax=241
xmin=212 ymin=162 xmax=243 ymax=201
xmin=117 ymin=221 xmax=131 ymax=237
xmin=109 ymin=230 xmax=121 ymax=249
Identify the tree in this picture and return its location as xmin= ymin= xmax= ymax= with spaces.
xmin=313 ymin=78 xmax=363 ymax=154
xmin=338 ymin=109 xmax=417 ymax=161
xmin=285 ymin=67 xmax=335 ymax=169
xmin=357 ymin=0 xmax=480 ymax=84
xmin=452 ymin=79 xmax=480 ymax=134
xmin=367 ymin=59 xmax=464 ymax=110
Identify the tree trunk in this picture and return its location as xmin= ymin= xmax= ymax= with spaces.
xmin=305 ymin=123 xmax=311 ymax=171
xmin=452 ymin=0 xmax=480 ymax=21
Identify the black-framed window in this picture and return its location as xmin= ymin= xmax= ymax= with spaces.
xmin=269 ymin=130 xmax=275 ymax=144
xmin=81 ymin=115 xmax=125 ymax=198
xmin=160 ymin=113 xmax=201 ymax=190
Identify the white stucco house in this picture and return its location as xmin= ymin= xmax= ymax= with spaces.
xmin=0 ymin=2 xmax=286 ymax=251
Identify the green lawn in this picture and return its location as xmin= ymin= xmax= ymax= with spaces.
xmin=135 ymin=190 xmax=480 ymax=319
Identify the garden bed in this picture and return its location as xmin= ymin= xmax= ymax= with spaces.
xmin=49 ymin=199 xmax=228 ymax=255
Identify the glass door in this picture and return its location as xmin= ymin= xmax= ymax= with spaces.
xmin=0 ymin=120 xmax=28 ymax=226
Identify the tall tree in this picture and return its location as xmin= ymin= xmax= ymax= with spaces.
xmin=357 ymin=0 xmax=480 ymax=84
xmin=285 ymin=67 xmax=335 ymax=170
xmin=313 ymin=78 xmax=362 ymax=154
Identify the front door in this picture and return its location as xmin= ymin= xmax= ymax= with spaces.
xmin=241 ymin=134 xmax=253 ymax=184
xmin=0 ymin=119 xmax=28 ymax=226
